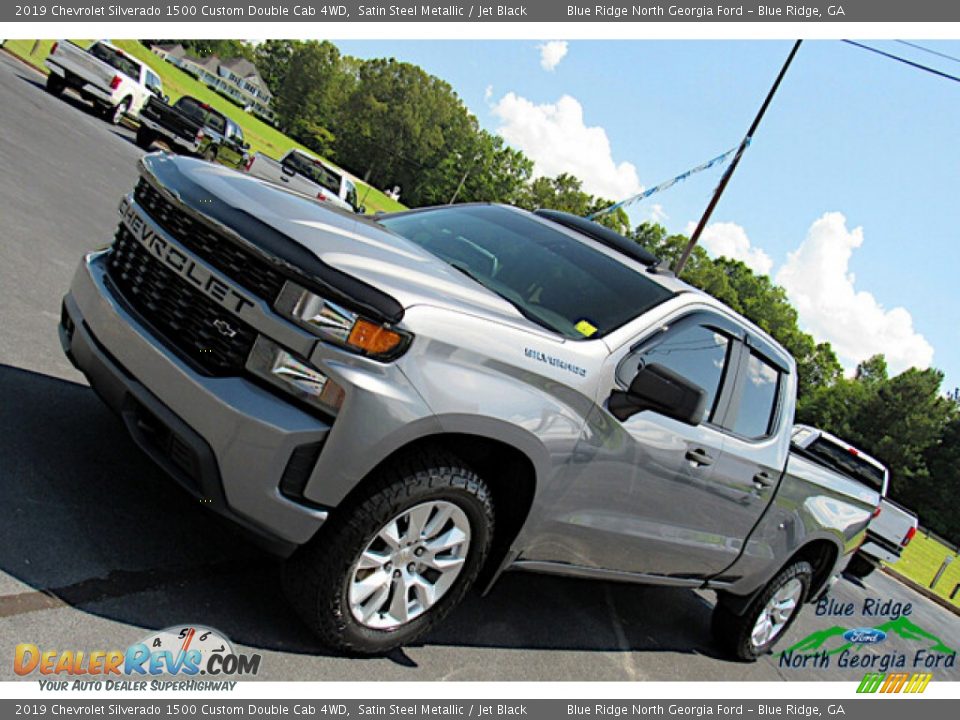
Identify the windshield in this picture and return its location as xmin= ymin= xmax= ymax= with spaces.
xmin=800 ymin=437 xmax=887 ymax=493
xmin=89 ymin=43 xmax=140 ymax=80
xmin=379 ymin=205 xmax=674 ymax=339
xmin=283 ymin=152 xmax=342 ymax=194
xmin=176 ymin=97 xmax=226 ymax=134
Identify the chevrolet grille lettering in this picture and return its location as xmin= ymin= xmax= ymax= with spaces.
xmin=118 ymin=197 xmax=254 ymax=315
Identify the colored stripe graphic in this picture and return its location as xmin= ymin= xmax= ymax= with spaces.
xmin=858 ymin=672 xmax=931 ymax=694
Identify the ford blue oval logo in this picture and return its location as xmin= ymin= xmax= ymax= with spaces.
xmin=843 ymin=627 xmax=887 ymax=644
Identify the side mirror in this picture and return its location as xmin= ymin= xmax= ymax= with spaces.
xmin=608 ymin=363 xmax=707 ymax=425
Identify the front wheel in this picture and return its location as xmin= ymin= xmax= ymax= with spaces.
xmin=45 ymin=74 xmax=65 ymax=95
xmin=712 ymin=560 xmax=813 ymax=661
xmin=283 ymin=448 xmax=494 ymax=655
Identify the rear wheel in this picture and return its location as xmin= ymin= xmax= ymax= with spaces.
xmin=135 ymin=126 xmax=155 ymax=150
xmin=45 ymin=74 xmax=65 ymax=95
xmin=844 ymin=553 xmax=877 ymax=580
xmin=713 ymin=560 xmax=813 ymax=661
xmin=283 ymin=448 xmax=494 ymax=655
xmin=108 ymin=98 xmax=130 ymax=125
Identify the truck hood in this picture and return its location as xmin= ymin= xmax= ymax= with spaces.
xmin=147 ymin=155 xmax=540 ymax=331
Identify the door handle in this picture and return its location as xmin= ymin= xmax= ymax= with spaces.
xmin=685 ymin=448 xmax=714 ymax=467
xmin=753 ymin=471 xmax=774 ymax=488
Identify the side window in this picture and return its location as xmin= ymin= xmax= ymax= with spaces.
xmin=730 ymin=352 xmax=781 ymax=439
xmin=145 ymin=71 xmax=162 ymax=94
xmin=618 ymin=322 xmax=731 ymax=422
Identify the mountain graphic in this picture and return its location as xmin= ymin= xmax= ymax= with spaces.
xmin=781 ymin=616 xmax=955 ymax=657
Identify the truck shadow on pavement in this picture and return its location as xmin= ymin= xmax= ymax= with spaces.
xmin=0 ymin=365 xmax=724 ymax=662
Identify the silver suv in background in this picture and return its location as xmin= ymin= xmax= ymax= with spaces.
xmin=59 ymin=154 xmax=877 ymax=659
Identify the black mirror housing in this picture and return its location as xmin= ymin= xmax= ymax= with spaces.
xmin=609 ymin=363 xmax=707 ymax=425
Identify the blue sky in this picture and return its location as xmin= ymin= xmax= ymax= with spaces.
xmin=336 ymin=40 xmax=959 ymax=389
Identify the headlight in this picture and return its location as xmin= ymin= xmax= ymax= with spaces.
xmin=275 ymin=281 xmax=409 ymax=359
xmin=246 ymin=336 xmax=345 ymax=414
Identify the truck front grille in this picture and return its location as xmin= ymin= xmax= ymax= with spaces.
xmin=106 ymin=226 xmax=257 ymax=376
xmin=134 ymin=179 xmax=287 ymax=301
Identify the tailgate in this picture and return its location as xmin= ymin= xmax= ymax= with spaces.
xmin=152 ymin=105 xmax=203 ymax=142
xmin=54 ymin=43 xmax=116 ymax=87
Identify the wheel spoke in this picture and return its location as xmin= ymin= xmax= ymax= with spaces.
xmin=378 ymin=520 xmax=402 ymax=550
xmin=422 ymin=504 xmax=455 ymax=539
xmin=356 ymin=549 xmax=390 ymax=570
xmin=349 ymin=569 xmax=390 ymax=605
xmin=405 ymin=504 xmax=434 ymax=540
xmin=425 ymin=525 xmax=467 ymax=554
xmin=388 ymin=576 xmax=410 ymax=623
xmin=359 ymin=583 xmax=391 ymax=623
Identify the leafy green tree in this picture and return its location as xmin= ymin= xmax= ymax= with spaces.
xmin=515 ymin=174 xmax=629 ymax=233
xmin=254 ymin=39 xmax=298 ymax=96
xmin=274 ymin=41 xmax=354 ymax=157
xmin=335 ymin=58 xmax=476 ymax=206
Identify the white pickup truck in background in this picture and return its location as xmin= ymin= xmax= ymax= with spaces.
xmin=243 ymin=148 xmax=364 ymax=214
xmin=44 ymin=40 xmax=163 ymax=125
xmin=849 ymin=497 xmax=919 ymax=578
xmin=791 ymin=424 xmax=918 ymax=579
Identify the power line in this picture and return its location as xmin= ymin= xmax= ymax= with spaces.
xmin=843 ymin=40 xmax=960 ymax=85
xmin=895 ymin=40 xmax=960 ymax=67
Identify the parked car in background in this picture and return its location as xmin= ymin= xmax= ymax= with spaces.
xmin=136 ymin=95 xmax=250 ymax=169
xmin=848 ymin=498 xmax=918 ymax=578
xmin=244 ymin=148 xmax=364 ymax=214
xmin=790 ymin=424 xmax=917 ymax=578
xmin=44 ymin=40 xmax=162 ymax=125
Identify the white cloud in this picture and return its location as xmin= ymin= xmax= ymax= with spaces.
xmin=537 ymin=41 xmax=568 ymax=71
xmin=775 ymin=212 xmax=933 ymax=374
xmin=484 ymin=84 xmax=493 ymax=102
xmin=648 ymin=203 xmax=668 ymax=224
xmin=491 ymin=92 xmax=642 ymax=201
xmin=684 ymin=220 xmax=773 ymax=276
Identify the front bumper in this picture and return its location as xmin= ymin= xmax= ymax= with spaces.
xmin=60 ymin=251 xmax=331 ymax=556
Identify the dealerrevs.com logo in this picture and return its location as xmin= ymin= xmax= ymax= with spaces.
xmin=14 ymin=625 xmax=261 ymax=690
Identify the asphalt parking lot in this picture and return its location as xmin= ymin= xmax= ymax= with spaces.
xmin=0 ymin=49 xmax=957 ymax=682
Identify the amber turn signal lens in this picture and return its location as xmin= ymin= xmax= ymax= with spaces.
xmin=347 ymin=319 xmax=403 ymax=356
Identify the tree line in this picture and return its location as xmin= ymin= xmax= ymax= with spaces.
xmin=165 ymin=40 xmax=957 ymax=542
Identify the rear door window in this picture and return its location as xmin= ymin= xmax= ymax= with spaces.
xmin=729 ymin=352 xmax=781 ymax=439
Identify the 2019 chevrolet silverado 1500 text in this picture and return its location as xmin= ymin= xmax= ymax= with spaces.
xmin=59 ymin=154 xmax=878 ymax=658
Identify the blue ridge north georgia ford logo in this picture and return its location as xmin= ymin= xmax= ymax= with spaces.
xmin=842 ymin=628 xmax=888 ymax=645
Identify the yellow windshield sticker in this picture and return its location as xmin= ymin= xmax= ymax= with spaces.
xmin=575 ymin=319 xmax=598 ymax=337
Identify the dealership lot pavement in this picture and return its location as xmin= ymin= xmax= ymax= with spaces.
xmin=0 ymin=51 xmax=957 ymax=682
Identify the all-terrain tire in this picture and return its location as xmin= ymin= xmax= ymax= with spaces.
xmin=712 ymin=560 xmax=813 ymax=661
xmin=283 ymin=447 xmax=495 ymax=655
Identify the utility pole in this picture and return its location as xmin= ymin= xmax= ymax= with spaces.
xmin=675 ymin=40 xmax=803 ymax=276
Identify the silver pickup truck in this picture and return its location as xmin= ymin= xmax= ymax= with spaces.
xmin=59 ymin=154 xmax=877 ymax=659
xmin=44 ymin=40 xmax=163 ymax=125
xmin=244 ymin=149 xmax=363 ymax=214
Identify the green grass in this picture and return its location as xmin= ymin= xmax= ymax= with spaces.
xmin=884 ymin=532 xmax=960 ymax=607
xmin=3 ymin=40 xmax=59 ymax=72
xmin=3 ymin=39 xmax=406 ymax=215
